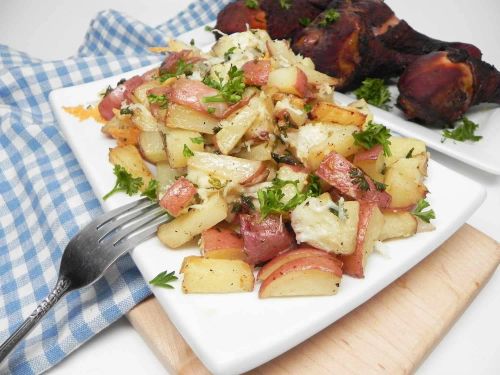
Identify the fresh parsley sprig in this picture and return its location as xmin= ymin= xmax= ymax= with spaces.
xmin=354 ymin=78 xmax=391 ymax=109
xmin=318 ymin=9 xmax=340 ymax=27
xmin=190 ymin=136 xmax=204 ymax=144
xmin=203 ymin=66 xmax=246 ymax=104
xmin=279 ymin=0 xmax=292 ymax=10
xmin=147 ymin=93 xmax=168 ymax=109
xmin=411 ymin=199 xmax=436 ymax=223
xmin=149 ymin=270 xmax=178 ymax=289
xmin=349 ymin=167 xmax=370 ymax=191
xmin=299 ymin=17 xmax=311 ymax=27
xmin=158 ymin=59 xmax=193 ymax=82
xmin=103 ymin=165 xmax=144 ymax=200
xmin=245 ymin=0 xmax=259 ymax=9
xmin=442 ymin=117 xmax=482 ymax=142
xmin=141 ymin=180 xmax=159 ymax=201
xmin=183 ymin=144 xmax=194 ymax=158
xmin=353 ymin=121 xmax=392 ymax=156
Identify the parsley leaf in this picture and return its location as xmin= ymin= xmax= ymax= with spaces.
xmin=299 ymin=17 xmax=311 ymax=27
xmin=141 ymin=179 xmax=159 ymax=201
xmin=303 ymin=103 xmax=313 ymax=113
xmin=354 ymin=78 xmax=391 ymax=109
xmin=204 ymin=25 xmax=214 ymax=32
xmin=257 ymin=175 xmax=321 ymax=218
xmin=245 ymin=0 xmax=259 ymax=9
xmin=405 ymin=147 xmax=414 ymax=158
xmin=349 ymin=167 xmax=370 ymax=191
xmin=271 ymin=152 xmax=301 ymax=166
xmin=190 ymin=136 xmax=205 ymax=144
xmin=103 ymin=165 xmax=143 ymax=200
xmin=208 ymin=176 xmax=227 ymax=190
xmin=207 ymin=107 xmax=216 ymax=114
xmin=374 ymin=180 xmax=387 ymax=191
xmin=203 ymin=65 xmax=246 ymax=104
xmin=442 ymin=117 xmax=482 ymax=142
xmin=279 ymin=0 xmax=292 ymax=10
xmin=183 ymin=144 xmax=194 ymax=158
xmin=158 ymin=59 xmax=193 ymax=82
xmin=353 ymin=121 xmax=392 ymax=156
xmin=147 ymin=94 xmax=168 ymax=109
xmin=224 ymin=47 xmax=237 ymax=61
xmin=318 ymin=9 xmax=340 ymax=27
xmin=411 ymin=199 xmax=436 ymax=223
xmin=149 ymin=270 xmax=178 ymax=289
xmin=120 ymin=106 xmax=133 ymax=115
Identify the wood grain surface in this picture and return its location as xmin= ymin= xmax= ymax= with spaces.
xmin=126 ymin=224 xmax=500 ymax=374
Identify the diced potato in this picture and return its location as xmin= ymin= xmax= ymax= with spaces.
xmin=385 ymin=137 xmax=427 ymax=167
xmin=291 ymin=193 xmax=360 ymax=255
xmin=131 ymin=103 xmax=161 ymax=131
xmin=164 ymin=128 xmax=204 ymax=168
xmin=259 ymin=256 xmax=342 ymax=298
xmin=235 ymin=141 xmax=274 ymax=161
xmin=296 ymin=64 xmax=338 ymax=86
xmin=156 ymin=162 xmax=185 ymax=188
xmin=102 ymin=116 xmax=140 ymax=146
xmin=157 ymin=193 xmax=228 ymax=248
xmin=347 ymin=99 xmax=373 ymax=129
xmin=138 ymin=131 xmax=167 ymax=163
xmin=310 ymin=102 xmax=366 ymax=128
xmin=267 ymin=67 xmax=308 ymax=97
xmin=341 ymin=202 xmax=384 ymax=278
xmin=385 ymin=158 xmax=427 ymax=209
xmin=292 ymin=123 xmax=360 ymax=170
xmin=244 ymin=92 xmax=275 ymax=140
xmin=180 ymin=257 xmax=254 ymax=293
xmin=108 ymin=145 xmax=153 ymax=190
xmin=166 ymin=103 xmax=219 ymax=134
xmin=379 ymin=211 xmax=418 ymax=241
xmin=132 ymin=81 xmax=162 ymax=106
xmin=276 ymin=165 xmax=309 ymax=203
xmin=201 ymin=228 xmax=247 ymax=261
xmin=187 ymin=152 xmax=267 ymax=185
xmin=216 ymin=98 xmax=260 ymax=154
xmin=353 ymin=145 xmax=385 ymax=182
xmin=274 ymin=96 xmax=308 ymax=126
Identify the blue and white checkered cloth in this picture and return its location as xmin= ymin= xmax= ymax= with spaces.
xmin=0 ymin=1 xmax=231 ymax=373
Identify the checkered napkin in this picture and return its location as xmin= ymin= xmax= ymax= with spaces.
xmin=0 ymin=1 xmax=231 ymax=373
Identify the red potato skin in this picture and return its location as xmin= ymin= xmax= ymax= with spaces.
xmin=259 ymin=255 xmax=343 ymax=297
xmin=240 ymin=214 xmax=296 ymax=264
xmin=201 ymin=227 xmax=244 ymax=252
xmin=294 ymin=68 xmax=309 ymax=98
xmin=341 ymin=201 xmax=376 ymax=278
xmin=159 ymin=177 xmax=197 ymax=217
xmin=242 ymin=60 xmax=271 ymax=86
xmin=353 ymin=144 xmax=383 ymax=163
xmin=317 ymin=151 xmax=391 ymax=208
xmin=257 ymin=247 xmax=342 ymax=281
xmin=98 ymin=75 xmax=145 ymax=120
xmin=240 ymin=163 xmax=269 ymax=186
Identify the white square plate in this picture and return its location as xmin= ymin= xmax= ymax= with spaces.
xmin=49 ymin=25 xmax=486 ymax=374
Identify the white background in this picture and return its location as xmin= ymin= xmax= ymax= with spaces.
xmin=0 ymin=0 xmax=499 ymax=374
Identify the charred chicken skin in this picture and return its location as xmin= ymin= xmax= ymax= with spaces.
xmin=397 ymin=49 xmax=500 ymax=126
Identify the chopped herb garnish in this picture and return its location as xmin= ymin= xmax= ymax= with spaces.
xmin=305 ymin=174 xmax=321 ymax=197
xmin=279 ymin=0 xmax=292 ymax=10
xmin=203 ymin=65 xmax=246 ymax=104
xmin=224 ymin=47 xmax=237 ymax=61
xmin=271 ymin=152 xmax=301 ymax=166
xmin=149 ymin=270 xmax=178 ymax=289
xmin=299 ymin=17 xmax=311 ymax=27
xmin=190 ymin=39 xmax=195 ymax=46
xmin=204 ymin=25 xmax=214 ymax=32
xmin=406 ymin=147 xmax=415 ymax=158
xmin=213 ymin=126 xmax=222 ymax=134
xmin=411 ymin=199 xmax=436 ymax=223
xmin=349 ymin=167 xmax=370 ymax=191
xmin=183 ymin=144 xmax=194 ymax=158
xmin=241 ymin=195 xmax=255 ymax=210
xmin=303 ymin=103 xmax=313 ymax=113
xmin=442 ymin=117 xmax=482 ymax=142
xmin=117 ymin=78 xmax=126 ymax=86
xmin=318 ymin=9 xmax=340 ymax=27
xmin=147 ymin=94 xmax=169 ymax=109
xmin=208 ymin=176 xmax=227 ymax=189
xmin=257 ymin=176 xmax=320 ymax=218
xmin=207 ymin=107 xmax=216 ymax=114
xmin=190 ymin=136 xmax=204 ymax=144
xmin=102 ymin=85 xmax=113 ymax=97
xmin=120 ymin=106 xmax=133 ymax=115
xmin=354 ymin=78 xmax=391 ymax=109
xmin=141 ymin=179 xmax=159 ymax=200
xmin=158 ymin=59 xmax=193 ymax=82
xmin=245 ymin=0 xmax=259 ymax=9
xmin=353 ymin=121 xmax=392 ymax=156
xmin=103 ymin=165 xmax=143 ymax=200
xmin=374 ymin=180 xmax=387 ymax=191
xmin=329 ymin=197 xmax=348 ymax=221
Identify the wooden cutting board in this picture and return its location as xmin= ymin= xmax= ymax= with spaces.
xmin=126 ymin=224 xmax=499 ymax=374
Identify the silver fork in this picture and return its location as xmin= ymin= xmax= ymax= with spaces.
xmin=0 ymin=198 xmax=170 ymax=363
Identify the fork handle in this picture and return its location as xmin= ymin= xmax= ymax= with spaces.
xmin=0 ymin=277 xmax=72 ymax=363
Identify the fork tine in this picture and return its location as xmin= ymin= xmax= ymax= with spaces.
xmin=92 ymin=198 xmax=154 ymax=229
xmin=120 ymin=215 xmax=172 ymax=251
xmin=98 ymin=203 xmax=161 ymax=242
xmin=107 ymin=209 xmax=170 ymax=246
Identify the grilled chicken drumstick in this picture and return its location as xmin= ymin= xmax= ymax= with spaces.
xmin=397 ymin=49 xmax=500 ymax=126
